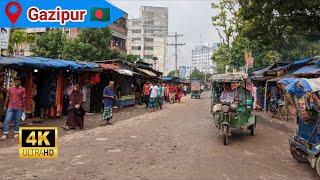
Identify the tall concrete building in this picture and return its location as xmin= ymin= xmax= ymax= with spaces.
xmin=191 ymin=44 xmax=219 ymax=74
xmin=127 ymin=6 xmax=168 ymax=74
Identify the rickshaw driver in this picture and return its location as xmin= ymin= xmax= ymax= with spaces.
xmin=212 ymin=83 xmax=237 ymax=112
xmin=220 ymin=83 xmax=236 ymax=103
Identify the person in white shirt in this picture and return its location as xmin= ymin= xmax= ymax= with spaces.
xmin=220 ymin=83 xmax=236 ymax=103
xmin=149 ymin=83 xmax=159 ymax=109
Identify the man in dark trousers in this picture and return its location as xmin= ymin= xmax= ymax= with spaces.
xmin=143 ymin=82 xmax=151 ymax=108
xmin=1 ymin=77 xmax=26 ymax=140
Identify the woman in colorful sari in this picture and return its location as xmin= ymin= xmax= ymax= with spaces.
xmin=63 ymin=84 xmax=85 ymax=130
xmin=176 ymin=85 xmax=183 ymax=103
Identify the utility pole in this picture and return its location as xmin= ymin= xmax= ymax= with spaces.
xmin=168 ymin=32 xmax=185 ymax=77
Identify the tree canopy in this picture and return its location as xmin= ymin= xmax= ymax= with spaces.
xmin=211 ymin=0 xmax=320 ymax=73
xmin=30 ymin=28 xmax=131 ymax=62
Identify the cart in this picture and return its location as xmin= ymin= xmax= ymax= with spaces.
xmin=210 ymin=73 xmax=256 ymax=145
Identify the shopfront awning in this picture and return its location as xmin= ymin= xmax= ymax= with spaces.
xmin=293 ymin=66 xmax=320 ymax=76
xmin=137 ymin=68 xmax=157 ymax=77
xmin=99 ymin=63 xmax=133 ymax=76
xmin=0 ymin=56 xmax=98 ymax=71
xmin=115 ymin=69 xmax=133 ymax=76
xmin=99 ymin=64 xmax=119 ymax=70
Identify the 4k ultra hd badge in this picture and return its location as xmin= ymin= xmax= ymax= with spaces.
xmin=0 ymin=0 xmax=125 ymax=27
xmin=19 ymin=127 xmax=58 ymax=159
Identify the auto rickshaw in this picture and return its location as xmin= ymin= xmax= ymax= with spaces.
xmin=191 ymin=81 xmax=201 ymax=99
xmin=280 ymin=77 xmax=320 ymax=176
xmin=210 ymin=73 xmax=256 ymax=145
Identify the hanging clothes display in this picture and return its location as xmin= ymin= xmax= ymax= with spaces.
xmin=38 ymin=71 xmax=57 ymax=118
xmin=56 ymin=72 xmax=63 ymax=117
xmin=0 ymin=72 xmax=6 ymax=118
xmin=25 ymin=72 xmax=34 ymax=114
xmin=90 ymin=73 xmax=100 ymax=85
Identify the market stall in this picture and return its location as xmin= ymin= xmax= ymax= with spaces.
xmin=0 ymin=56 xmax=98 ymax=119
xmin=91 ymin=60 xmax=136 ymax=111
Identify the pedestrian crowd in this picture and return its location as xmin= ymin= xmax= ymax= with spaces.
xmin=0 ymin=79 xmax=186 ymax=141
xmin=143 ymin=82 xmax=185 ymax=111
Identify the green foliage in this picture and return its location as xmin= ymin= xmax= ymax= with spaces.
xmin=211 ymin=0 xmax=320 ymax=71
xmin=9 ymin=29 xmax=26 ymax=54
xmin=63 ymin=28 xmax=111 ymax=61
xmin=167 ymin=70 xmax=179 ymax=77
xmin=190 ymin=69 xmax=205 ymax=81
xmin=126 ymin=54 xmax=142 ymax=63
xmin=31 ymin=30 xmax=66 ymax=59
xmin=30 ymin=28 xmax=129 ymax=61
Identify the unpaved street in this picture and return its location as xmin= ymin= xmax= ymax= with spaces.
xmin=0 ymin=93 xmax=318 ymax=180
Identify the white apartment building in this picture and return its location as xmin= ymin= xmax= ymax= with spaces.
xmin=127 ymin=6 xmax=168 ymax=74
xmin=192 ymin=44 xmax=219 ymax=74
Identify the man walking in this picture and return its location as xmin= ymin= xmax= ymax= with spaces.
xmin=143 ymin=82 xmax=151 ymax=108
xmin=102 ymin=81 xmax=116 ymax=126
xmin=157 ymin=83 xmax=165 ymax=110
xmin=149 ymin=82 xmax=158 ymax=111
xmin=1 ymin=77 xmax=26 ymax=140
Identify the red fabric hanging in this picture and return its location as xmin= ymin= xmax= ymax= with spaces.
xmin=90 ymin=73 xmax=100 ymax=85
xmin=25 ymin=72 xmax=33 ymax=113
xmin=56 ymin=71 xmax=63 ymax=117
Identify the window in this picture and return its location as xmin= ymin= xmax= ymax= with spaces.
xmin=145 ymin=46 xmax=154 ymax=50
xmin=132 ymin=29 xmax=141 ymax=33
xmin=132 ymin=38 xmax=141 ymax=42
xmin=144 ymin=21 xmax=154 ymax=25
xmin=144 ymin=55 xmax=154 ymax=59
xmin=132 ymin=21 xmax=139 ymax=25
xmin=131 ymin=46 xmax=141 ymax=50
xmin=144 ymin=38 xmax=154 ymax=42
xmin=144 ymin=29 xmax=154 ymax=34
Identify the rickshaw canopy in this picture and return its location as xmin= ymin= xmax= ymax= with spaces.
xmin=210 ymin=73 xmax=249 ymax=82
xmin=281 ymin=78 xmax=320 ymax=98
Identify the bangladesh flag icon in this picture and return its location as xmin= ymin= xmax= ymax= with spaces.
xmin=91 ymin=7 xmax=110 ymax=22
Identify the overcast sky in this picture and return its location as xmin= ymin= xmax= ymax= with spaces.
xmin=109 ymin=0 xmax=220 ymax=72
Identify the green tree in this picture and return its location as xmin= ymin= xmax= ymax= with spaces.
xmin=126 ymin=54 xmax=142 ymax=63
xmin=238 ymin=0 xmax=320 ymax=61
xmin=62 ymin=28 xmax=128 ymax=61
xmin=9 ymin=29 xmax=26 ymax=55
xmin=167 ymin=70 xmax=179 ymax=77
xmin=190 ymin=69 xmax=205 ymax=81
xmin=31 ymin=30 xmax=66 ymax=59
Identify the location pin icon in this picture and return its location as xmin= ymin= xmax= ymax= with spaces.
xmin=5 ymin=2 xmax=22 ymax=25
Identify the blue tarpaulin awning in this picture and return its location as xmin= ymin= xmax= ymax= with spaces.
xmin=292 ymin=57 xmax=314 ymax=65
xmin=0 ymin=56 xmax=98 ymax=71
xmin=292 ymin=66 xmax=320 ymax=75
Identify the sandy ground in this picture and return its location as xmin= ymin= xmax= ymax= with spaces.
xmin=0 ymin=93 xmax=318 ymax=180
xmin=0 ymin=105 xmax=148 ymax=148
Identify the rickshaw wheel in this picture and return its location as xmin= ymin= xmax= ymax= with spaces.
xmin=290 ymin=144 xmax=308 ymax=163
xmin=315 ymin=156 xmax=320 ymax=176
xmin=222 ymin=125 xmax=228 ymax=145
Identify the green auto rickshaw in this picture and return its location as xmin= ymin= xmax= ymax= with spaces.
xmin=210 ymin=73 xmax=256 ymax=145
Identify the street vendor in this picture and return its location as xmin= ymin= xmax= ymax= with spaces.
xmin=220 ymin=83 xmax=236 ymax=103
xmin=102 ymin=81 xmax=117 ymax=126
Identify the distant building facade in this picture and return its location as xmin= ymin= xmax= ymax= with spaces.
xmin=127 ymin=6 xmax=168 ymax=74
xmin=179 ymin=66 xmax=191 ymax=79
xmin=191 ymin=44 xmax=219 ymax=74
xmin=22 ymin=12 xmax=128 ymax=56
xmin=109 ymin=14 xmax=128 ymax=54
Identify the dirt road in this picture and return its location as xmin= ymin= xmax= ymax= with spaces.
xmin=0 ymin=93 xmax=318 ymax=179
